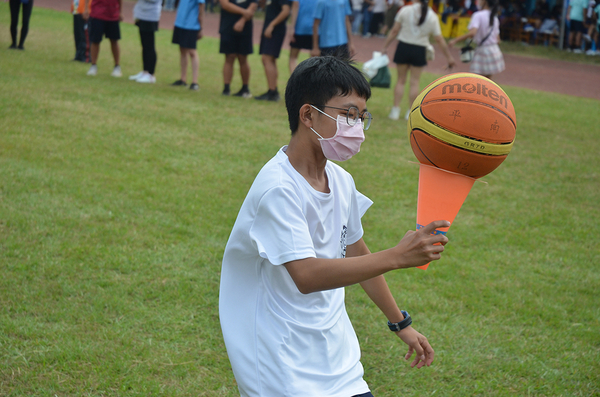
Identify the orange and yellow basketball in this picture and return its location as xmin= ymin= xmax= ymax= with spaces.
xmin=407 ymin=73 xmax=517 ymax=179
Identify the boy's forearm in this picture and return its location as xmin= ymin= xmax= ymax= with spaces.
xmin=360 ymin=275 xmax=405 ymax=323
xmin=269 ymin=5 xmax=290 ymax=29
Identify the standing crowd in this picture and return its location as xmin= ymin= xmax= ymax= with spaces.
xmin=8 ymin=0 xmax=512 ymax=117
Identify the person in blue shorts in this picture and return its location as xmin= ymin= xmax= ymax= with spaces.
xmin=219 ymin=0 xmax=258 ymax=97
xmin=255 ymin=0 xmax=291 ymax=102
xmin=311 ymin=0 xmax=354 ymax=58
xmin=288 ymin=0 xmax=317 ymax=74
xmin=171 ymin=0 xmax=205 ymax=90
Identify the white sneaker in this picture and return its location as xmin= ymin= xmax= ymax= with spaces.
xmin=111 ymin=65 xmax=122 ymax=77
xmin=129 ymin=71 xmax=144 ymax=80
xmin=573 ymin=48 xmax=583 ymax=54
xmin=136 ymin=73 xmax=156 ymax=83
xmin=404 ymin=110 xmax=411 ymax=120
xmin=87 ymin=64 xmax=98 ymax=76
xmin=388 ymin=106 xmax=401 ymax=120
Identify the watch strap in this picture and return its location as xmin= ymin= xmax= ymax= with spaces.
xmin=387 ymin=310 xmax=412 ymax=332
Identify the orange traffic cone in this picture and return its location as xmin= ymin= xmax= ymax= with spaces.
xmin=416 ymin=164 xmax=476 ymax=270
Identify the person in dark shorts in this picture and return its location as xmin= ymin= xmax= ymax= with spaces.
xmin=311 ymin=0 xmax=354 ymax=59
xmin=288 ymin=0 xmax=317 ymax=74
xmin=382 ymin=0 xmax=454 ymax=120
xmin=255 ymin=0 xmax=291 ymax=102
xmin=84 ymin=0 xmax=123 ymax=77
xmin=171 ymin=0 xmax=206 ymax=90
xmin=219 ymin=0 xmax=258 ymax=98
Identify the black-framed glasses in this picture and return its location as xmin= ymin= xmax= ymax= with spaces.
xmin=317 ymin=105 xmax=373 ymax=131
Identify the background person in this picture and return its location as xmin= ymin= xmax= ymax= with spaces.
xmin=218 ymin=0 xmax=257 ymax=97
xmin=288 ymin=0 xmax=317 ymax=74
xmin=9 ymin=0 xmax=34 ymax=50
xmin=311 ymin=0 xmax=354 ymax=57
xmin=171 ymin=0 xmax=205 ymax=90
xmin=382 ymin=0 xmax=455 ymax=120
xmin=449 ymin=0 xmax=504 ymax=80
xmin=84 ymin=0 xmax=123 ymax=77
xmin=255 ymin=0 xmax=291 ymax=102
xmin=129 ymin=0 xmax=162 ymax=83
xmin=71 ymin=0 xmax=90 ymax=61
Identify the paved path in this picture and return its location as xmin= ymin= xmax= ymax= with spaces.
xmin=35 ymin=0 xmax=600 ymax=100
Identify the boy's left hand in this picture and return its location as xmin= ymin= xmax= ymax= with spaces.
xmin=395 ymin=326 xmax=434 ymax=369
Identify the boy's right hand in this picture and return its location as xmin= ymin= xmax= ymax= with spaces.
xmin=394 ymin=220 xmax=450 ymax=268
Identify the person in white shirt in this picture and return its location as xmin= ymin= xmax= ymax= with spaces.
xmin=382 ymin=0 xmax=455 ymax=120
xmin=449 ymin=0 xmax=504 ymax=79
xmin=219 ymin=55 xmax=450 ymax=397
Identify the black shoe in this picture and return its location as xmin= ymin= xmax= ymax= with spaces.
xmin=232 ymin=88 xmax=252 ymax=98
xmin=9 ymin=44 xmax=17 ymax=49
xmin=222 ymin=88 xmax=231 ymax=96
xmin=171 ymin=79 xmax=187 ymax=87
xmin=189 ymin=83 xmax=199 ymax=91
xmin=17 ymin=45 xmax=24 ymax=50
xmin=255 ymin=90 xmax=280 ymax=102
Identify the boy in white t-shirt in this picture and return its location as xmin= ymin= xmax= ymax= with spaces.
xmin=219 ymin=56 xmax=449 ymax=397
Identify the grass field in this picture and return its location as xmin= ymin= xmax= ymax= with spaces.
xmin=1 ymin=7 xmax=599 ymax=397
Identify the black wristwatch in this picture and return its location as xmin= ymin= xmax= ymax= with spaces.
xmin=387 ymin=310 xmax=412 ymax=332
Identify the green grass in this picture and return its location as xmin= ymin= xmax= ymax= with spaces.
xmin=1 ymin=7 xmax=599 ymax=397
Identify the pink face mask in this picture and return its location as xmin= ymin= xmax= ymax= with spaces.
xmin=310 ymin=105 xmax=365 ymax=162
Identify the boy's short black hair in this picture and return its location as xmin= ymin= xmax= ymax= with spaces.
xmin=285 ymin=56 xmax=372 ymax=134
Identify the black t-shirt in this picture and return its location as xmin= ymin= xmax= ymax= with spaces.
xmin=263 ymin=0 xmax=291 ymax=34
xmin=219 ymin=0 xmax=258 ymax=36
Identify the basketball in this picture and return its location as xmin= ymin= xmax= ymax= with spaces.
xmin=407 ymin=73 xmax=517 ymax=179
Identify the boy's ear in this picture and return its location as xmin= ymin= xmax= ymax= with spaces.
xmin=299 ymin=104 xmax=313 ymax=129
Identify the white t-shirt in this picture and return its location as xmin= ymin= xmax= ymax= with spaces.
xmin=395 ymin=4 xmax=442 ymax=47
xmin=468 ymin=10 xmax=500 ymax=46
xmin=219 ymin=146 xmax=373 ymax=397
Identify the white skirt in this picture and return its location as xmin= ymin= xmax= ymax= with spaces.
xmin=470 ymin=44 xmax=505 ymax=76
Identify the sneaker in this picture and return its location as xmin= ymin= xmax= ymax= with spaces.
xmin=129 ymin=71 xmax=145 ymax=80
xmin=87 ymin=64 xmax=98 ymax=76
xmin=171 ymin=79 xmax=187 ymax=87
xmin=189 ymin=83 xmax=199 ymax=91
xmin=222 ymin=88 xmax=231 ymax=96
xmin=111 ymin=65 xmax=122 ymax=77
xmin=585 ymin=49 xmax=596 ymax=56
xmin=255 ymin=90 xmax=280 ymax=102
xmin=404 ymin=110 xmax=410 ymax=120
xmin=573 ymin=48 xmax=583 ymax=54
xmin=388 ymin=106 xmax=401 ymax=120
xmin=9 ymin=44 xmax=17 ymax=49
xmin=136 ymin=73 xmax=156 ymax=83
xmin=233 ymin=88 xmax=252 ymax=98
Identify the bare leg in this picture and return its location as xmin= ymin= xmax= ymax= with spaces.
xmin=91 ymin=42 xmax=100 ymax=64
xmin=189 ymin=49 xmax=199 ymax=84
xmin=393 ymin=64 xmax=409 ymax=107
xmin=407 ymin=65 xmax=424 ymax=108
xmin=223 ymin=53 xmax=236 ymax=85
xmin=261 ymin=54 xmax=278 ymax=91
xmin=110 ymin=39 xmax=120 ymax=66
xmin=238 ymin=54 xmax=250 ymax=85
xmin=289 ymin=47 xmax=300 ymax=75
xmin=179 ymin=47 xmax=188 ymax=82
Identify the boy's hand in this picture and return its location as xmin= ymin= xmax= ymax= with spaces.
xmin=234 ymin=18 xmax=245 ymax=32
xmin=395 ymin=326 xmax=434 ymax=368
xmin=394 ymin=220 xmax=450 ymax=268
xmin=198 ymin=29 xmax=203 ymax=40
xmin=264 ymin=24 xmax=274 ymax=38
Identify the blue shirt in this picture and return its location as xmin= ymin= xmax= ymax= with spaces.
xmin=314 ymin=0 xmax=351 ymax=48
xmin=294 ymin=0 xmax=318 ymax=35
xmin=175 ymin=0 xmax=205 ymax=30
xmin=569 ymin=0 xmax=586 ymax=21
